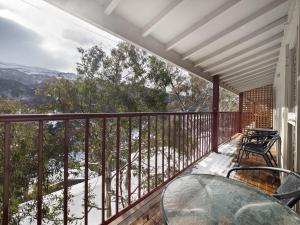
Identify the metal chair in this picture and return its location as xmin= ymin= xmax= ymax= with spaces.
xmin=237 ymin=133 xmax=281 ymax=167
xmin=227 ymin=166 xmax=300 ymax=208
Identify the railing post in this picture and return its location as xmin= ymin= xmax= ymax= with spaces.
xmin=212 ymin=75 xmax=219 ymax=152
xmin=239 ymin=92 xmax=243 ymax=133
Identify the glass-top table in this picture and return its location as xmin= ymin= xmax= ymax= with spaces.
xmin=245 ymin=128 xmax=275 ymax=132
xmin=161 ymin=174 xmax=300 ymax=225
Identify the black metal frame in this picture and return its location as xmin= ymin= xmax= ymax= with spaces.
xmin=227 ymin=166 xmax=300 ymax=208
xmin=237 ymin=132 xmax=281 ymax=167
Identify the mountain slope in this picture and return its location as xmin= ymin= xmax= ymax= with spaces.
xmin=0 ymin=61 xmax=77 ymax=104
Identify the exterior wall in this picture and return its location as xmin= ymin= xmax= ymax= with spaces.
xmin=241 ymin=85 xmax=273 ymax=131
xmin=274 ymin=0 xmax=300 ymax=172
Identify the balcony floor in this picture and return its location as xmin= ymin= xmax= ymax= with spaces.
xmin=139 ymin=134 xmax=280 ymax=225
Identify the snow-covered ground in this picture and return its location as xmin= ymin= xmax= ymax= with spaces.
xmin=18 ymin=133 xmax=218 ymax=224
xmin=192 ymin=134 xmax=241 ymax=176
xmin=19 ymin=147 xmax=184 ymax=224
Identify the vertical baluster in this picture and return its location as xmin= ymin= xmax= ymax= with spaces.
xmin=210 ymin=114 xmax=212 ymax=151
xmin=200 ymin=114 xmax=202 ymax=156
xmin=168 ymin=115 xmax=171 ymax=179
xmin=186 ymin=114 xmax=189 ymax=165
xmin=128 ymin=117 xmax=132 ymax=205
xmin=197 ymin=114 xmax=199 ymax=160
xmin=193 ymin=114 xmax=197 ymax=162
xmin=2 ymin=122 xmax=11 ymax=225
xmin=173 ymin=115 xmax=176 ymax=175
xmin=182 ymin=115 xmax=185 ymax=168
xmin=147 ymin=116 xmax=150 ymax=192
xmin=154 ymin=116 xmax=158 ymax=188
xmin=190 ymin=114 xmax=192 ymax=162
xmin=101 ymin=118 xmax=106 ymax=223
xmin=85 ymin=119 xmax=90 ymax=225
xmin=205 ymin=114 xmax=207 ymax=153
xmin=116 ymin=117 xmax=120 ymax=213
xmin=37 ymin=121 xmax=43 ymax=225
xmin=63 ymin=120 xmax=69 ymax=225
xmin=162 ymin=116 xmax=165 ymax=182
xmin=138 ymin=116 xmax=142 ymax=198
xmin=178 ymin=115 xmax=181 ymax=170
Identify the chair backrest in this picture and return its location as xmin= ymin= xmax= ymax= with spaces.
xmin=276 ymin=173 xmax=300 ymax=207
xmin=262 ymin=134 xmax=280 ymax=148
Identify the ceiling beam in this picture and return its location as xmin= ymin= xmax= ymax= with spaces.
xmin=165 ymin=0 xmax=240 ymax=51
xmin=221 ymin=64 xmax=276 ymax=80
xmin=216 ymin=52 xmax=278 ymax=76
xmin=142 ymin=0 xmax=184 ymax=37
xmin=232 ymin=79 xmax=274 ymax=91
xmin=224 ymin=71 xmax=275 ymax=85
xmin=220 ymin=58 xmax=278 ymax=78
xmin=182 ymin=0 xmax=286 ymax=60
xmin=193 ymin=15 xmax=287 ymax=66
xmin=203 ymin=32 xmax=283 ymax=70
xmin=228 ymin=72 xmax=274 ymax=85
xmin=210 ymin=46 xmax=280 ymax=75
xmin=222 ymin=67 xmax=276 ymax=82
xmin=236 ymin=80 xmax=274 ymax=92
xmin=104 ymin=0 xmax=121 ymax=15
xmin=233 ymin=75 xmax=274 ymax=87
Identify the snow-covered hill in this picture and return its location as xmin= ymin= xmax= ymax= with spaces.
xmin=0 ymin=61 xmax=77 ymax=103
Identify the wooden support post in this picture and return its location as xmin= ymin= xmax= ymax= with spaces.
xmin=212 ymin=75 xmax=219 ymax=152
xmin=239 ymin=93 xmax=243 ymax=133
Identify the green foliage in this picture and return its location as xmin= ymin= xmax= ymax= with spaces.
xmin=1 ymin=41 xmax=238 ymax=224
xmin=219 ymin=88 xmax=239 ymax=111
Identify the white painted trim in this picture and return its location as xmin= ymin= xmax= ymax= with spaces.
xmin=225 ymin=71 xmax=275 ymax=85
xmin=165 ymin=0 xmax=240 ymax=51
xmin=229 ymin=73 xmax=274 ymax=85
xmin=221 ymin=65 xmax=276 ymax=82
xmin=183 ymin=0 xmax=287 ymax=60
xmin=235 ymin=80 xmax=273 ymax=91
xmin=217 ymin=53 xmax=279 ymax=77
xmin=211 ymin=45 xmax=280 ymax=75
xmin=193 ymin=16 xmax=287 ymax=66
xmin=228 ymin=73 xmax=274 ymax=85
xmin=204 ymin=32 xmax=284 ymax=70
xmin=220 ymin=59 xmax=278 ymax=78
xmin=142 ymin=0 xmax=184 ymax=37
xmin=104 ymin=0 xmax=121 ymax=16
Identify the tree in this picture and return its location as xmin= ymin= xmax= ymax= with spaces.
xmin=1 ymin=41 xmax=239 ymax=224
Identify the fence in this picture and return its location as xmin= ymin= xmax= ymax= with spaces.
xmin=0 ymin=111 xmax=238 ymax=224
xmin=218 ymin=112 xmax=240 ymax=145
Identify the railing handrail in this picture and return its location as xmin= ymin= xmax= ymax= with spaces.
xmin=0 ymin=111 xmax=216 ymax=122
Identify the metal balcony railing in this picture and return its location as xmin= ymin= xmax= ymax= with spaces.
xmin=0 ymin=111 xmax=239 ymax=225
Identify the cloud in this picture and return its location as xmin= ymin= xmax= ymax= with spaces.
xmin=0 ymin=16 xmax=75 ymax=72
xmin=0 ymin=0 xmax=120 ymax=72
xmin=62 ymin=28 xmax=95 ymax=45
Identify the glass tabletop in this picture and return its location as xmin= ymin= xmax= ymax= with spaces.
xmin=161 ymin=174 xmax=300 ymax=225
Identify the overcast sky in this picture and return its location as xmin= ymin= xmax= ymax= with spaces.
xmin=0 ymin=0 xmax=120 ymax=73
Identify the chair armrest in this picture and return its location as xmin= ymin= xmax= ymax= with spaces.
xmin=226 ymin=166 xmax=292 ymax=178
xmin=272 ymin=189 xmax=300 ymax=200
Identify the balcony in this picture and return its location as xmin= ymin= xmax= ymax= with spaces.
xmin=0 ymin=111 xmax=240 ymax=224
xmin=1 ymin=0 xmax=300 ymax=224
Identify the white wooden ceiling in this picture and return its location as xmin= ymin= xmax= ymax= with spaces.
xmin=45 ymin=0 xmax=289 ymax=93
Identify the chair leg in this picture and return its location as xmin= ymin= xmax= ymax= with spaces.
xmin=236 ymin=148 xmax=241 ymax=163
xmin=238 ymin=150 xmax=245 ymax=166
xmin=263 ymin=154 xmax=273 ymax=167
xmin=267 ymin=151 xmax=278 ymax=167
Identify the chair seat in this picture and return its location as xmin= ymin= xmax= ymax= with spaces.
xmin=243 ymin=143 xmax=268 ymax=153
xmin=276 ymin=174 xmax=300 ymax=206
